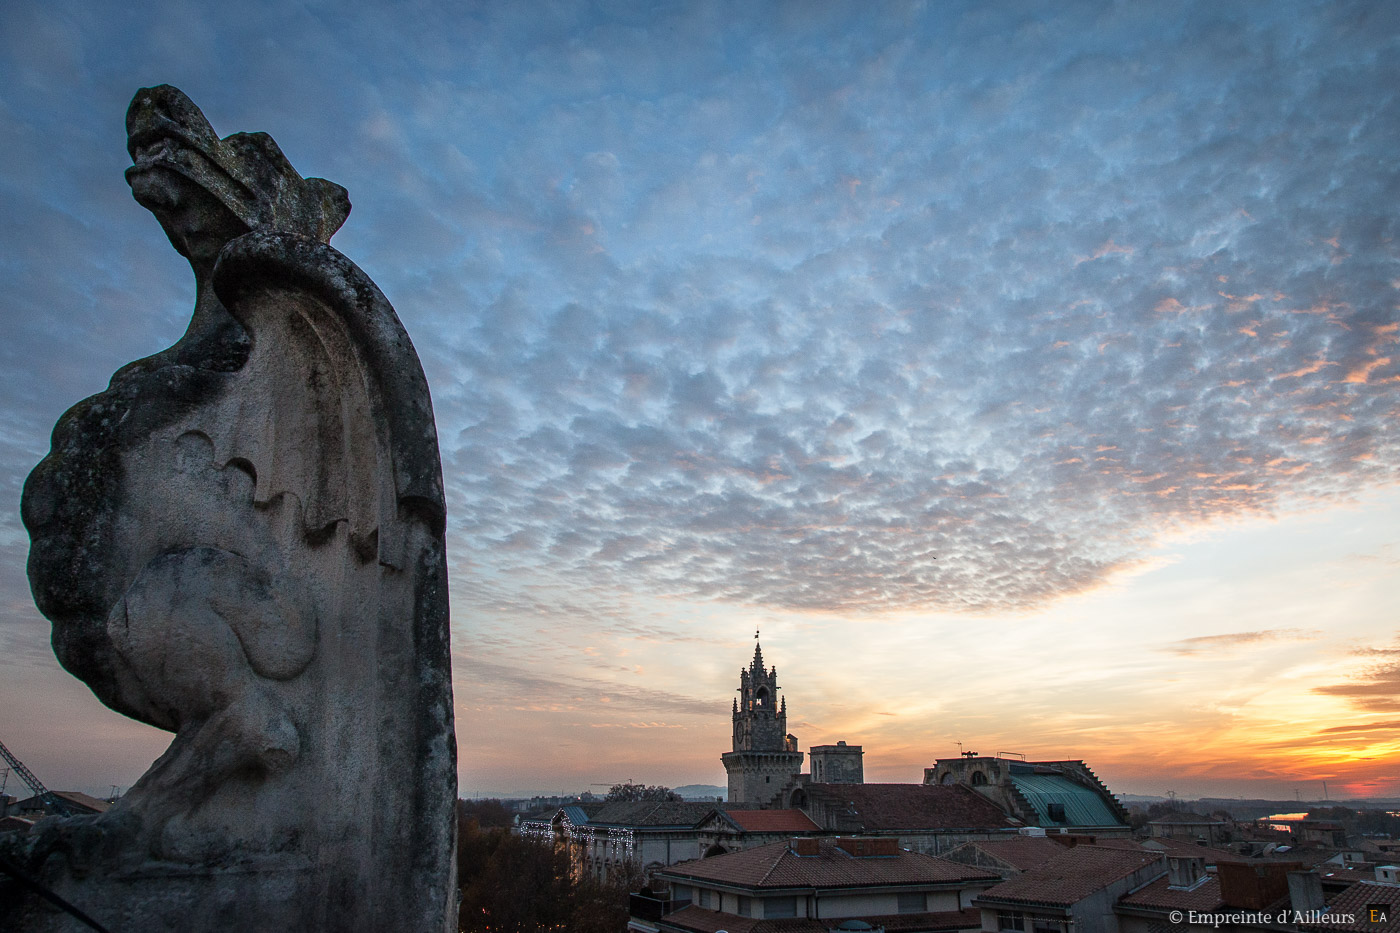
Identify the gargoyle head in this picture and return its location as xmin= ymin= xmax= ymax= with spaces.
xmin=125 ymin=85 xmax=350 ymax=265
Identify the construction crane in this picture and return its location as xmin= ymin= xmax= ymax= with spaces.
xmin=0 ymin=738 xmax=73 ymax=817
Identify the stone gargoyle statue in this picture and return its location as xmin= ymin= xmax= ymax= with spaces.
xmin=1 ymin=85 xmax=456 ymax=932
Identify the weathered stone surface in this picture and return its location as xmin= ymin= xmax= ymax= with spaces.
xmin=1 ymin=86 xmax=456 ymax=931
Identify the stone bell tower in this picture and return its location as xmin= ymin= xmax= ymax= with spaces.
xmin=721 ymin=637 xmax=802 ymax=806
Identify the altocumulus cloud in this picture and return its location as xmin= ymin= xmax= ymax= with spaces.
xmin=2 ymin=0 xmax=1399 ymax=634
xmin=418 ymin=2 xmax=1400 ymax=615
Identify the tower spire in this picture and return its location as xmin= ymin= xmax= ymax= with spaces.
xmin=722 ymin=633 xmax=802 ymax=806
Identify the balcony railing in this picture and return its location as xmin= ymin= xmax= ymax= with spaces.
xmin=628 ymin=894 xmax=690 ymax=922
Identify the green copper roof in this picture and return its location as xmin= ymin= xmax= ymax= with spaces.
xmin=1010 ymin=773 xmax=1125 ymax=828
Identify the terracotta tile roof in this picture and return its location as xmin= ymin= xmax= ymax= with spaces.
xmin=657 ymin=906 xmax=820 ymax=932
xmin=1272 ymin=845 xmax=1346 ymax=869
xmin=1143 ymin=840 xmax=1249 ymax=864
xmin=725 ymin=809 xmax=822 ymax=833
xmin=803 ymin=783 xmax=1017 ymax=831
xmin=1094 ymin=838 xmax=1151 ymax=850
xmin=1314 ymin=865 xmax=1377 ymax=885
xmin=52 ymin=791 xmax=111 ymax=813
xmin=1299 ymin=881 xmax=1400 ymax=933
xmin=974 ymin=834 xmax=1069 ymax=862
xmin=1119 ymin=874 xmax=1226 ymax=912
xmin=977 ymin=845 xmax=1165 ymax=908
xmin=662 ymin=837 xmax=1002 ymax=890
xmin=952 ymin=837 xmax=1073 ymax=871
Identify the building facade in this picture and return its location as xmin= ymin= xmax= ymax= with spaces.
xmin=927 ymin=756 xmax=1130 ymax=837
xmin=810 ymin=740 xmax=865 ymax=784
xmin=630 ymin=836 xmax=1001 ymax=933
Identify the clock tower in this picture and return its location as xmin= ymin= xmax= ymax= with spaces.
xmin=721 ymin=638 xmax=803 ymax=806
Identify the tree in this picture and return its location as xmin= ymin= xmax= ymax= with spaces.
xmin=458 ymin=827 xmax=575 ymax=932
xmin=1306 ymin=806 xmax=1357 ymax=822
xmin=604 ymin=781 xmax=682 ymax=802
xmin=458 ymin=797 xmax=513 ymax=828
xmin=455 ymin=808 xmax=636 ymax=933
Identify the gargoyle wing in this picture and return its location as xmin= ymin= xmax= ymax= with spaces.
xmin=206 ymin=230 xmax=446 ymax=570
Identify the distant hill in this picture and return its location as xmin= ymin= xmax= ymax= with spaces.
xmin=674 ymin=784 xmax=726 ymax=801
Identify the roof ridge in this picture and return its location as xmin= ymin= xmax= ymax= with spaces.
xmin=758 ymin=844 xmax=793 ymax=885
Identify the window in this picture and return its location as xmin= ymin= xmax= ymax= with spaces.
xmin=738 ymin=895 xmax=753 ymax=917
xmin=1032 ymin=918 xmax=1065 ymax=933
xmin=897 ymin=892 xmax=926 ymax=913
xmin=698 ymin=889 xmax=712 ymax=908
xmin=998 ymin=910 xmax=1025 ymax=932
xmin=672 ymin=885 xmax=691 ymax=905
xmin=766 ymin=896 xmax=797 ymax=918
xmin=1047 ymin=802 xmax=1066 ymax=822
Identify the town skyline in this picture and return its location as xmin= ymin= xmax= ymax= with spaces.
xmin=2 ymin=2 xmax=1398 ymax=805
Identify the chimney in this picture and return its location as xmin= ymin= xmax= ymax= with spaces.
xmin=1218 ymin=861 xmax=1301 ymax=910
xmin=791 ymin=838 xmax=819 ymax=856
xmin=1168 ymin=855 xmax=1206 ymax=890
xmin=1287 ymin=872 xmax=1325 ymax=914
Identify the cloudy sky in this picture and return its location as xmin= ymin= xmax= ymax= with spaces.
xmin=2 ymin=1 xmax=1398 ymax=803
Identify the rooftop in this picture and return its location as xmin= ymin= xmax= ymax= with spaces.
xmin=661 ymin=837 xmax=1002 ymax=891
xmin=1298 ymin=881 xmax=1400 ymax=933
xmin=1119 ymin=873 xmax=1225 ymax=913
xmin=656 ymin=905 xmax=984 ymax=933
xmin=722 ymin=809 xmax=822 ymax=833
xmin=1140 ymin=840 xmax=1249 ymax=864
xmin=948 ymin=836 xmax=1073 ymax=871
xmin=1011 ymin=773 xmax=1124 ymax=828
xmin=976 ymin=845 xmax=1165 ymax=908
xmin=801 ymin=783 xmax=1018 ymax=832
